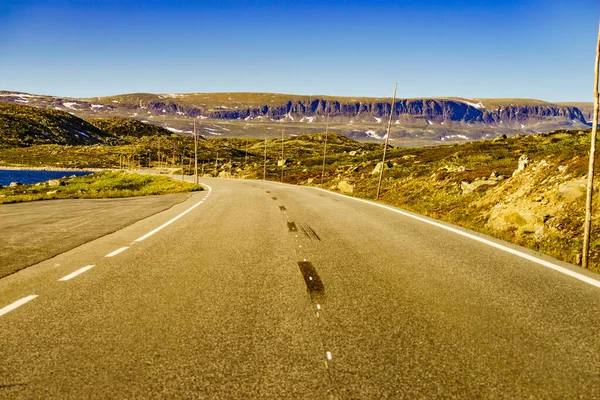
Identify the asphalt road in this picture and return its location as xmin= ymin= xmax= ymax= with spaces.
xmin=0 ymin=193 xmax=192 ymax=278
xmin=1 ymin=177 xmax=600 ymax=398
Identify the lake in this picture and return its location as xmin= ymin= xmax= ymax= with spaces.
xmin=0 ymin=170 xmax=93 ymax=186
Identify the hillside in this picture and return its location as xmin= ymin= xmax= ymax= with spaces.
xmin=0 ymin=91 xmax=589 ymax=145
xmin=0 ymin=102 xmax=111 ymax=147
xmin=88 ymin=117 xmax=175 ymax=139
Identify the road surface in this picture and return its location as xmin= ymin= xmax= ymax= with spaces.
xmin=0 ymin=193 xmax=192 ymax=278
xmin=1 ymin=177 xmax=600 ymax=398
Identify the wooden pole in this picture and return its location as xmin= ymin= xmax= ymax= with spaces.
xmin=582 ymin=23 xmax=600 ymax=268
xmin=321 ymin=113 xmax=330 ymax=185
xmin=263 ymin=135 xmax=267 ymax=181
xmin=215 ymin=152 xmax=219 ymax=176
xmin=280 ymin=129 xmax=284 ymax=183
xmin=194 ymin=121 xmax=199 ymax=184
xmin=376 ymin=82 xmax=398 ymax=200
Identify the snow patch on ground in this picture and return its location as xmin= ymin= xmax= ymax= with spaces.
xmin=76 ymin=131 xmax=89 ymax=138
xmin=364 ymin=130 xmax=383 ymax=140
xmin=461 ymin=100 xmax=484 ymax=109
xmin=204 ymin=128 xmax=223 ymax=136
xmin=300 ymin=116 xmax=314 ymax=123
xmin=112 ymin=100 xmax=119 ymax=103
xmin=440 ymin=134 xmax=469 ymax=141
xmin=427 ymin=120 xmax=433 ymax=125
xmin=374 ymin=117 xmax=382 ymax=123
xmin=197 ymin=115 xmax=208 ymax=119
xmin=176 ymin=111 xmax=185 ymax=116
xmin=14 ymin=99 xmax=29 ymax=103
xmin=166 ymin=127 xmax=193 ymax=133
xmin=91 ymin=104 xmax=104 ymax=109
xmin=520 ymin=124 xmax=526 ymax=128
xmin=63 ymin=102 xmax=79 ymax=110
xmin=1 ymin=93 xmax=36 ymax=98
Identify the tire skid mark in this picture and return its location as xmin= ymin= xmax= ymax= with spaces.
xmin=271 ymin=189 xmax=339 ymax=398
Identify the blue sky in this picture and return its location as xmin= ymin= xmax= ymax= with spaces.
xmin=0 ymin=0 xmax=598 ymax=101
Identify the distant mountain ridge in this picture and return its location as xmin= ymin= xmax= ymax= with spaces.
xmin=0 ymin=90 xmax=590 ymax=144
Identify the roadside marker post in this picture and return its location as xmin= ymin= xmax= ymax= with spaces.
xmin=376 ymin=83 xmax=398 ymax=200
xmin=582 ymin=23 xmax=600 ymax=268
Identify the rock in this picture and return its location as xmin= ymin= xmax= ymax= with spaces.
xmin=9 ymin=181 xmax=22 ymax=187
xmin=402 ymin=155 xmax=417 ymax=160
xmin=277 ymin=159 xmax=286 ymax=167
xmin=512 ymin=154 xmax=529 ymax=177
xmin=217 ymin=171 xmax=230 ymax=178
xmin=558 ymin=165 xmax=568 ymax=173
xmin=460 ymin=179 xmax=497 ymax=194
xmin=48 ymin=179 xmax=61 ymax=187
xmin=307 ymin=178 xmax=314 ymax=184
xmin=337 ymin=181 xmax=354 ymax=194
xmin=440 ymin=165 xmax=466 ymax=173
xmin=46 ymin=190 xmax=58 ymax=195
xmin=349 ymin=151 xmax=359 ymax=156
xmin=493 ymin=134 xmax=507 ymax=142
xmin=558 ymin=179 xmax=586 ymax=202
xmin=371 ymin=161 xmax=393 ymax=175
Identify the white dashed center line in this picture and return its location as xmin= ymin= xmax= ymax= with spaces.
xmin=105 ymin=247 xmax=129 ymax=258
xmin=58 ymin=265 xmax=95 ymax=281
xmin=0 ymin=295 xmax=38 ymax=317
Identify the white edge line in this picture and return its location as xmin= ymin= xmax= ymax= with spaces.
xmin=134 ymin=184 xmax=213 ymax=242
xmin=309 ymin=186 xmax=600 ymax=289
xmin=59 ymin=265 xmax=95 ymax=281
xmin=0 ymin=295 xmax=38 ymax=317
xmin=105 ymin=246 xmax=129 ymax=258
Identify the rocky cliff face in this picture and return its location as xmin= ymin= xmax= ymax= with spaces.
xmin=143 ymin=98 xmax=586 ymax=127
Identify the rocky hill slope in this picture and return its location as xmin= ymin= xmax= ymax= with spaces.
xmin=0 ymin=91 xmax=590 ymax=145
xmin=0 ymin=102 xmax=112 ymax=147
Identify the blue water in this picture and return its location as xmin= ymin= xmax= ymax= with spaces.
xmin=0 ymin=170 xmax=92 ymax=186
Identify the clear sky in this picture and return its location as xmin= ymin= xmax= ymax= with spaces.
xmin=0 ymin=0 xmax=598 ymax=101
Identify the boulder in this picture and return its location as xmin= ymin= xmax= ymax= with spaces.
xmin=48 ymin=179 xmax=61 ymax=187
xmin=337 ymin=181 xmax=354 ymax=194
xmin=9 ymin=181 xmax=22 ymax=187
xmin=558 ymin=179 xmax=586 ymax=202
xmin=460 ymin=179 xmax=497 ymax=194
xmin=512 ymin=154 xmax=529 ymax=177
xmin=371 ymin=161 xmax=392 ymax=175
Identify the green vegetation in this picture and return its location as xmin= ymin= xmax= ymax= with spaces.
xmin=0 ymin=102 xmax=111 ymax=147
xmin=0 ymin=171 xmax=202 ymax=204
xmin=88 ymin=117 xmax=172 ymax=139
